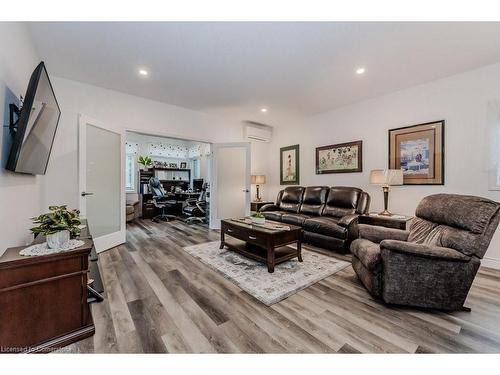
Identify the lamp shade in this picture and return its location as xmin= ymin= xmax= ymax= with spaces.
xmin=369 ymin=169 xmax=403 ymax=186
xmin=251 ymin=174 xmax=266 ymax=184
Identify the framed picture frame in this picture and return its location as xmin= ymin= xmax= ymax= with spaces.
xmin=316 ymin=140 xmax=362 ymax=174
xmin=388 ymin=120 xmax=444 ymax=185
xmin=280 ymin=144 xmax=300 ymax=185
xmin=180 ymin=162 xmax=187 ymax=169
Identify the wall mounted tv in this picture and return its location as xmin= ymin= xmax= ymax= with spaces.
xmin=6 ymin=61 xmax=61 ymax=175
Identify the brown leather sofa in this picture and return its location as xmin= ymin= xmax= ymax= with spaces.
xmin=260 ymin=186 xmax=370 ymax=252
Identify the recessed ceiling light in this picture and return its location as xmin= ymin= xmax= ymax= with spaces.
xmin=138 ymin=69 xmax=149 ymax=76
xmin=356 ymin=67 xmax=366 ymax=75
xmin=260 ymin=108 xmax=268 ymax=113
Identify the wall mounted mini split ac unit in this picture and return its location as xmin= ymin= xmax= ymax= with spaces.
xmin=243 ymin=121 xmax=273 ymax=142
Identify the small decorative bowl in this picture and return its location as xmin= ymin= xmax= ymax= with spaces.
xmin=251 ymin=216 xmax=266 ymax=225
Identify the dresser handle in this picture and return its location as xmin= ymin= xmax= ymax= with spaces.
xmin=248 ymin=236 xmax=257 ymax=240
xmin=227 ymin=229 xmax=233 ymax=233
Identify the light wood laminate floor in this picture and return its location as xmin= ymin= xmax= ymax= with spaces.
xmin=64 ymin=219 xmax=500 ymax=353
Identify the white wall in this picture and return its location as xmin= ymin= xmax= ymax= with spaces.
xmin=267 ymin=63 xmax=500 ymax=268
xmin=41 ymin=77 xmax=264 ymax=213
xmin=0 ymin=23 xmax=41 ymax=254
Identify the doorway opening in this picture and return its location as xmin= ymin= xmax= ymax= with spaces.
xmin=125 ymin=131 xmax=212 ymax=227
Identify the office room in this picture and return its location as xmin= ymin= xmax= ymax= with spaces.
xmin=124 ymin=131 xmax=210 ymax=228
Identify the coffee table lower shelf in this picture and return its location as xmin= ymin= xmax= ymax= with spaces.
xmin=221 ymin=240 xmax=302 ymax=273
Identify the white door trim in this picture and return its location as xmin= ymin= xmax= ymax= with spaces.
xmin=124 ymin=127 xmax=214 ymax=145
xmin=78 ymin=114 xmax=126 ymax=253
xmin=210 ymin=142 xmax=251 ymax=229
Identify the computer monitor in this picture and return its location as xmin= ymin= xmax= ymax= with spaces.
xmin=193 ymin=178 xmax=204 ymax=192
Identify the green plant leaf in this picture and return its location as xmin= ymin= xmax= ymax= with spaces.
xmin=30 ymin=206 xmax=82 ymax=237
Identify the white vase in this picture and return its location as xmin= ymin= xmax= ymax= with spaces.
xmin=46 ymin=230 xmax=70 ymax=249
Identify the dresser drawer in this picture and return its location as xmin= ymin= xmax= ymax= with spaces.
xmin=0 ymin=255 xmax=86 ymax=290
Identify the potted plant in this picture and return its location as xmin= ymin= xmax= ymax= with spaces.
xmin=250 ymin=211 xmax=266 ymax=225
xmin=138 ymin=155 xmax=153 ymax=170
xmin=31 ymin=205 xmax=81 ymax=249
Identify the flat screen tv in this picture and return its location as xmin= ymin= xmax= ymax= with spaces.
xmin=6 ymin=62 xmax=61 ymax=175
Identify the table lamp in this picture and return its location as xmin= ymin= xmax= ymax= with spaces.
xmin=369 ymin=169 xmax=403 ymax=216
xmin=251 ymin=175 xmax=266 ymax=202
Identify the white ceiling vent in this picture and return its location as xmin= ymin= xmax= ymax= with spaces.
xmin=243 ymin=121 xmax=273 ymax=143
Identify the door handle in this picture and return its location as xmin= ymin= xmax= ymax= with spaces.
xmin=242 ymin=189 xmax=249 ymax=193
xmin=81 ymin=192 xmax=94 ymax=196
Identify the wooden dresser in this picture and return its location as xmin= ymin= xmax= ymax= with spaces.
xmin=0 ymin=238 xmax=95 ymax=353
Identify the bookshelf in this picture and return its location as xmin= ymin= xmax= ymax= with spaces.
xmin=138 ymin=168 xmax=192 ymax=218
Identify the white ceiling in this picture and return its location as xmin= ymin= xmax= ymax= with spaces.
xmin=28 ymin=22 xmax=500 ymax=121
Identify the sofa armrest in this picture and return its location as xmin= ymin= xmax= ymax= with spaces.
xmin=126 ymin=200 xmax=140 ymax=207
xmin=259 ymin=204 xmax=279 ymax=212
xmin=337 ymin=214 xmax=359 ymax=228
xmin=380 ymin=240 xmax=471 ymax=262
xmin=379 ymin=240 xmax=479 ymax=310
xmin=337 ymin=214 xmax=359 ymax=240
xmin=358 ymin=224 xmax=409 ymax=243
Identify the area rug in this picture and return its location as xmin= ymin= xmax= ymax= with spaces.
xmin=183 ymin=241 xmax=350 ymax=305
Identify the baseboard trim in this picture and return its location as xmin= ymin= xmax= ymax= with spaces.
xmin=481 ymin=256 xmax=500 ymax=270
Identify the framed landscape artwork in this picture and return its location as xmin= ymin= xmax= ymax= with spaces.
xmin=280 ymin=144 xmax=300 ymax=185
xmin=316 ymin=140 xmax=362 ymax=174
xmin=388 ymin=120 xmax=444 ymax=185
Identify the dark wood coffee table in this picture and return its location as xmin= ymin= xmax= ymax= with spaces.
xmin=220 ymin=218 xmax=303 ymax=273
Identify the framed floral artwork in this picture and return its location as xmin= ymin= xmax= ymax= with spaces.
xmin=316 ymin=140 xmax=362 ymax=174
xmin=388 ymin=120 xmax=444 ymax=185
xmin=280 ymin=144 xmax=300 ymax=185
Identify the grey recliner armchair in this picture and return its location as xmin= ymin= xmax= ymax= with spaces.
xmin=350 ymin=193 xmax=500 ymax=311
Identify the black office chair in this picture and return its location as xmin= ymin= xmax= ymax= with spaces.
xmin=149 ymin=177 xmax=177 ymax=222
xmin=182 ymin=185 xmax=208 ymax=224
xmin=193 ymin=178 xmax=204 ymax=192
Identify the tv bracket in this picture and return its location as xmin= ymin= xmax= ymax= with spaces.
xmin=3 ymin=95 xmax=23 ymax=136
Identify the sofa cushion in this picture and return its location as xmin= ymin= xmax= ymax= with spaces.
xmin=304 ymin=232 xmax=348 ymax=252
xmin=303 ymin=217 xmax=347 ymax=239
xmin=279 ymin=186 xmax=304 ymax=213
xmin=299 ymin=186 xmax=329 ymax=216
xmin=323 ymin=186 xmax=362 ymax=218
xmin=415 ymin=193 xmax=499 ymax=234
xmin=351 ymin=239 xmax=382 ymax=272
xmin=356 ymin=192 xmax=371 ymax=215
xmin=407 ymin=217 xmax=438 ymax=243
xmin=409 ymin=215 xmax=482 ymax=258
xmin=281 ymin=213 xmax=311 ymax=226
xmin=262 ymin=211 xmax=285 ymax=222
xmin=421 ymin=225 xmax=484 ymax=258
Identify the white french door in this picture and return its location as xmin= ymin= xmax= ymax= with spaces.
xmin=78 ymin=114 xmax=125 ymax=253
xmin=210 ymin=142 xmax=251 ymax=229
